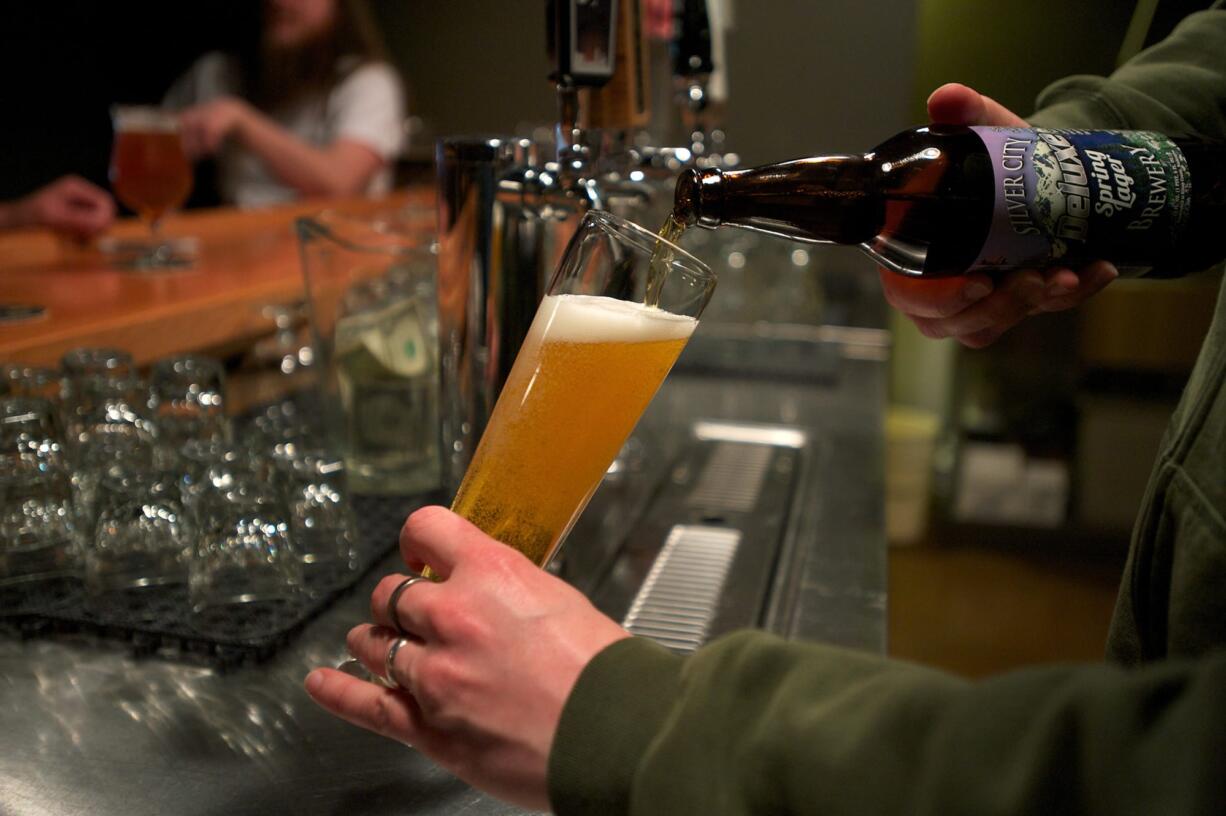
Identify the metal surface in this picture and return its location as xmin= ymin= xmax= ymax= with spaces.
xmin=0 ymin=330 xmax=888 ymax=816
xmin=0 ymin=559 xmax=530 ymax=816
xmin=622 ymin=525 xmax=741 ymax=653
xmin=581 ymin=425 xmax=806 ymax=644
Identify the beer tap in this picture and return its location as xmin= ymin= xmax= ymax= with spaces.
xmin=495 ymin=0 xmax=665 ymax=221
xmin=672 ymin=0 xmax=715 ymax=164
xmin=628 ymin=0 xmax=729 ymax=183
xmin=435 ymin=0 xmax=648 ymax=493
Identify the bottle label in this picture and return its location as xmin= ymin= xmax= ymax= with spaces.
xmin=968 ymin=127 xmax=1190 ymax=274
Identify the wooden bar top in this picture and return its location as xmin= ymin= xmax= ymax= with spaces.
xmin=0 ymin=189 xmax=431 ymax=367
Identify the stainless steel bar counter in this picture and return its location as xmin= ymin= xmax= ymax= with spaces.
xmin=0 ymin=326 xmax=888 ymax=816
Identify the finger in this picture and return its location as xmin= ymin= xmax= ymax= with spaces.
xmin=927 ymin=83 xmax=1029 ymax=127
xmin=346 ymin=622 xmax=426 ymax=685
xmin=370 ymin=572 xmax=441 ymax=638
xmin=177 ymin=116 xmax=203 ymax=159
xmin=958 ymin=326 xmax=1005 ymax=349
xmin=911 ymin=269 xmax=1045 ymax=341
xmin=58 ymin=214 xmax=109 ymax=241
xmin=56 ymin=176 xmax=103 ymax=200
xmin=66 ymin=188 xmax=115 ymax=223
xmin=304 ymin=667 xmax=423 ymax=744
xmin=879 ymin=268 xmax=994 ymax=319
xmin=399 ymin=505 xmax=492 ymax=579
xmin=201 ymin=125 xmax=224 ymax=155
xmin=1041 ymin=267 xmax=1081 ymax=299
xmin=1034 ymin=261 xmax=1118 ymax=312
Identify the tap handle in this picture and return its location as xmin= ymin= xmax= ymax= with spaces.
xmin=671 ymin=0 xmax=713 ymax=77
xmin=548 ymin=0 xmax=619 ymax=88
xmin=585 ymin=0 xmax=651 ymax=131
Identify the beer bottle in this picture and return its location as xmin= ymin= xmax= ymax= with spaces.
xmin=672 ymin=125 xmax=1226 ymax=278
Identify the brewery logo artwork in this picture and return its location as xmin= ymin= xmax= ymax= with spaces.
xmin=969 ymin=127 xmax=1192 ymax=275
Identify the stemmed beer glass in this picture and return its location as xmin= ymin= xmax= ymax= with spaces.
xmin=108 ymin=106 xmax=194 ymax=269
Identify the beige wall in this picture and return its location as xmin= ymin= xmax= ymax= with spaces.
xmin=371 ymin=0 xmax=919 ymax=166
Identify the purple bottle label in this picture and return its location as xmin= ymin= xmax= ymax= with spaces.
xmin=969 ymin=127 xmax=1190 ymax=274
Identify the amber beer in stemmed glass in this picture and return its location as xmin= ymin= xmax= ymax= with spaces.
xmin=109 ymin=106 xmax=194 ymax=268
xmin=447 ymin=209 xmax=716 ymax=568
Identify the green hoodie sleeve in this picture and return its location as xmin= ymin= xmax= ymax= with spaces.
xmin=1028 ymin=6 xmax=1226 ymax=136
xmin=549 ymin=632 xmax=1226 ymax=815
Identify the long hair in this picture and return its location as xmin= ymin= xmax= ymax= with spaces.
xmin=237 ymin=0 xmax=390 ymax=112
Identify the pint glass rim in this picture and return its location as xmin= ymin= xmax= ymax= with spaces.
xmin=582 ymin=209 xmax=714 ymax=286
xmin=111 ymin=105 xmax=181 ymax=133
xmin=295 ymin=209 xmax=435 ymax=256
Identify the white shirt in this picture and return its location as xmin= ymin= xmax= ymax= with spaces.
xmin=164 ymin=53 xmax=406 ymax=208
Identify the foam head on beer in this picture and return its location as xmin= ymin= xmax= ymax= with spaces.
xmin=534 ymin=293 xmax=698 ymax=343
xmin=451 ymin=293 xmax=697 ymax=567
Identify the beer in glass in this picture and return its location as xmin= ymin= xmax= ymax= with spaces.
xmin=109 ymin=106 xmax=194 ymax=267
xmin=450 ymin=210 xmax=716 ymax=566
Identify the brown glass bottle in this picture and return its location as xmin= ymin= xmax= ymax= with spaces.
xmin=673 ymin=125 xmax=1226 ymax=278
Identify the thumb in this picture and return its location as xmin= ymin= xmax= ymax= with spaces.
xmin=927 ymin=83 xmax=1029 ymax=127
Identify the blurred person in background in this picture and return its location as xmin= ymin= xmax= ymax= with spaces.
xmin=0 ymin=175 xmax=115 ymax=240
xmin=163 ymin=0 xmax=405 ymax=208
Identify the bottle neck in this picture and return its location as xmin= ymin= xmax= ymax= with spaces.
xmin=675 ymin=156 xmax=881 ymax=245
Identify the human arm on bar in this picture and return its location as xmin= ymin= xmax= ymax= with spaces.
xmin=177 ymin=63 xmax=403 ymax=199
xmin=0 ymin=175 xmax=114 ymax=239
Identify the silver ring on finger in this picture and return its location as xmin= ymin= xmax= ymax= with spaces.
xmin=384 ymin=636 xmax=412 ymax=690
xmin=387 ymin=574 xmax=428 ymax=635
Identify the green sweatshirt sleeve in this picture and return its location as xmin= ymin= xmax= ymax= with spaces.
xmin=1028 ymin=7 xmax=1226 ymax=136
xmin=549 ymin=632 xmax=1226 ymax=816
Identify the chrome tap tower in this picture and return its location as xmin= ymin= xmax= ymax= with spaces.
xmin=436 ymin=1 xmax=629 ymax=494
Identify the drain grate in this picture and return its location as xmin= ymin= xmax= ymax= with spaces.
xmin=686 ymin=442 xmax=773 ymax=513
xmin=622 ymin=525 xmax=741 ymax=654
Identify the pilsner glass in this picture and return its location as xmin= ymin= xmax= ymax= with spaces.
xmin=449 ymin=210 xmax=716 ymax=567
xmin=108 ymin=106 xmax=194 ymax=268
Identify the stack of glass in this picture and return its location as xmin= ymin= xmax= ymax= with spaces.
xmin=0 ymin=348 xmax=357 ymax=641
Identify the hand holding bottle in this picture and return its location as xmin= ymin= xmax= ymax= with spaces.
xmin=878 ymin=83 xmax=1119 ymax=348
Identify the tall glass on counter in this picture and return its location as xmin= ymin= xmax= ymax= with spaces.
xmin=297 ymin=210 xmax=440 ymax=496
xmin=447 ymin=209 xmax=716 ymax=568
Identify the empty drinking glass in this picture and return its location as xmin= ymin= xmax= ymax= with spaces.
xmin=0 ymin=461 xmax=83 ymax=612
xmin=72 ymin=433 xmax=158 ymax=530
xmin=152 ymin=354 xmax=227 ymax=447
xmin=1 ymin=397 xmax=67 ymax=472
xmin=61 ymin=347 xmax=134 ymax=381
xmin=2 ymin=364 xmax=63 ymax=405
xmin=176 ymin=439 xmax=260 ymax=529
xmin=190 ymin=476 xmax=303 ymax=640
xmin=60 ymin=349 xmax=143 ymax=453
xmin=271 ymin=449 xmax=356 ymax=589
xmin=85 ymin=466 xmax=191 ymax=620
xmin=69 ymin=374 xmax=158 ymax=452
